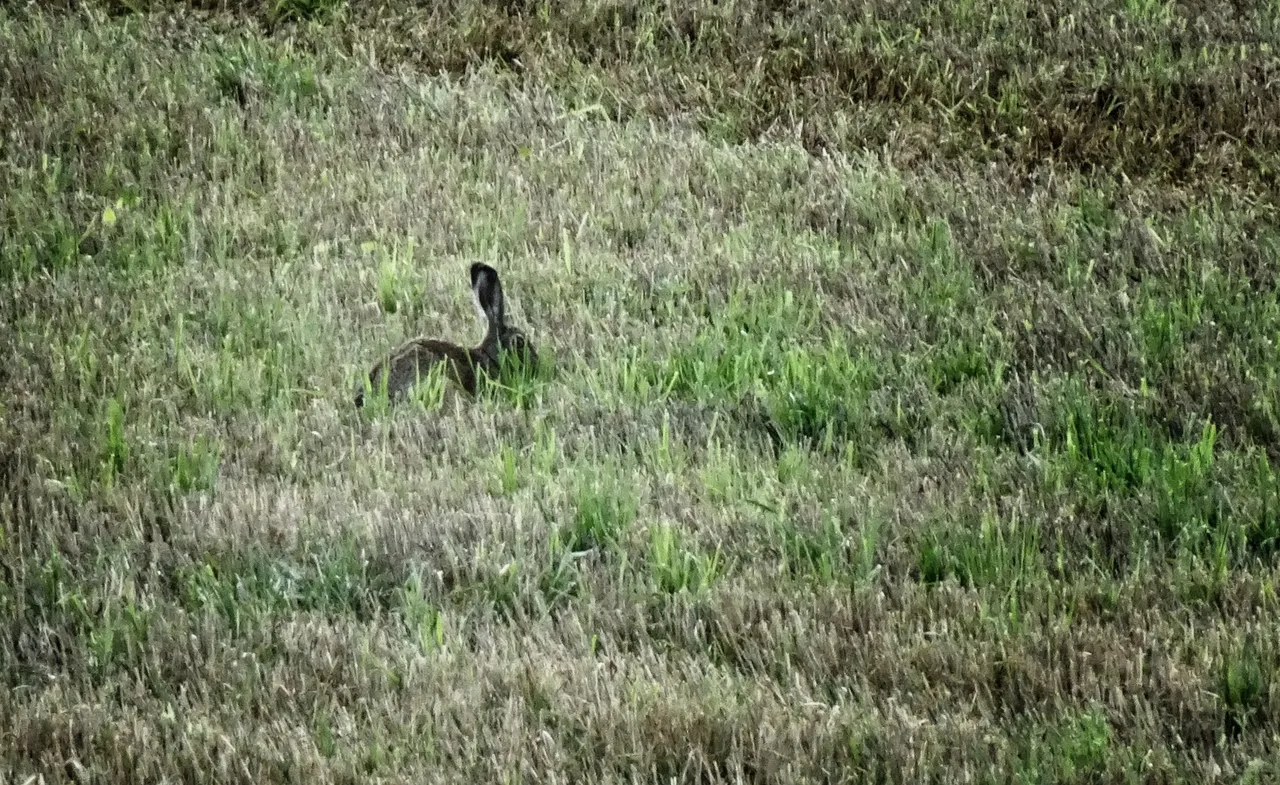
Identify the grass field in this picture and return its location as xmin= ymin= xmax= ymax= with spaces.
xmin=2 ymin=1 xmax=1279 ymax=782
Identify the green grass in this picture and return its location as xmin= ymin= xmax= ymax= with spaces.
xmin=2 ymin=2 xmax=1280 ymax=782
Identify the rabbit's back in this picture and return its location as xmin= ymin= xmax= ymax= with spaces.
xmin=374 ymin=339 xmax=482 ymax=401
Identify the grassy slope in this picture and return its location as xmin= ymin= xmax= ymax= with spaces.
xmin=2 ymin=1 xmax=1279 ymax=782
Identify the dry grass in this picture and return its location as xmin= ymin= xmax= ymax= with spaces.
xmin=2 ymin=2 xmax=1279 ymax=783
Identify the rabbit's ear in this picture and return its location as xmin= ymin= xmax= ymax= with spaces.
xmin=470 ymin=263 xmax=505 ymax=326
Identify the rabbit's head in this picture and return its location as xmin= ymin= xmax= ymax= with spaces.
xmin=471 ymin=263 xmax=538 ymax=372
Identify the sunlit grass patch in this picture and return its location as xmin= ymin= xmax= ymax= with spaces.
xmin=177 ymin=540 xmax=408 ymax=629
xmin=453 ymin=543 xmax=585 ymax=620
xmin=1009 ymin=708 xmax=1115 ymax=784
xmin=767 ymin=503 xmax=881 ymax=588
xmin=367 ymin=238 xmax=420 ymax=316
xmin=918 ymin=506 xmax=1044 ymax=590
xmin=1218 ymin=635 xmax=1274 ymax=740
xmin=1 ymin=548 xmax=156 ymax=683
xmin=488 ymin=419 xmax=560 ymax=496
xmin=161 ymin=430 xmax=222 ymax=498
xmin=562 ymin=470 xmax=637 ymax=554
xmin=648 ymin=520 xmax=723 ymax=596
xmin=1028 ymin=378 xmax=1237 ymax=554
xmin=923 ymin=335 xmax=1002 ymax=397
xmin=649 ymin=283 xmax=887 ymax=456
xmin=399 ymin=566 xmax=448 ymax=654
xmin=1040 ymin=380 xmax=1166 ymax=495
xmin=1237 ymin=451 xmax=1280 ymax=563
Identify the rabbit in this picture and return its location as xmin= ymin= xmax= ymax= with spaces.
xmin=354 ymin=263 xmax=537 ymax=408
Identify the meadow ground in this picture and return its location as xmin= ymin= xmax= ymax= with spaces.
xmin=1 ymin=1 xmax=1279 ymax=782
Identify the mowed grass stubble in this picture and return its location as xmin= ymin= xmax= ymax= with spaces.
xmin=1 ymin=2 xmax=1279 ymax=783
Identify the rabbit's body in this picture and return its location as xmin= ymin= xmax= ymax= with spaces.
xmin=369 ymin=338 xmax=485 ymax=401
xmin=355 ymin=263 xmax=535 ymax=408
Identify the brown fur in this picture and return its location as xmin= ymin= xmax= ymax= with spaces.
xmin=369 ymin=339 xmax=483 ymax=399
xmin=355 ymin=264 xmax=535 ymax=407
